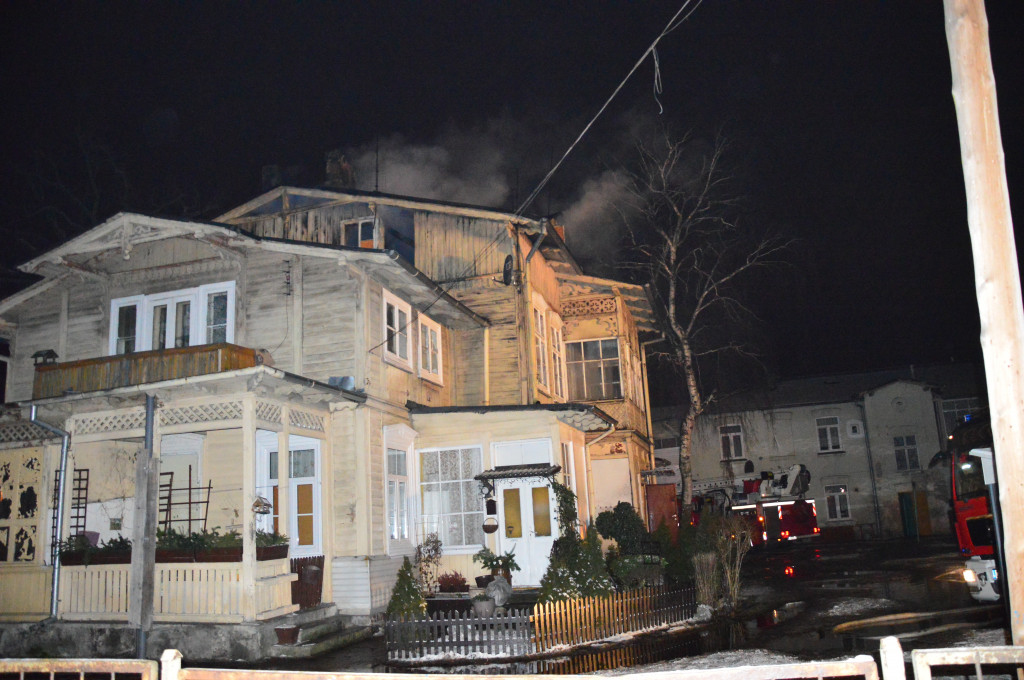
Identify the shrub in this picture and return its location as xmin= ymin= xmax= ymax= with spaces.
xmin=415 ymin=532 xmax=443 ymax=595
xmin=255 ymin=529 xmax=289 ymax=547
xmin=595 ymin=502 xmax=648 ymax=555
xmin=437 ymin=571 xmax=468 ymax=592
xmin=387 ymin=556 xmax=426 ymax=618
xmin=473 ymin=547 xmax=520 ymax=574
xmin=538 ymin=524 xmax=614 ymax=603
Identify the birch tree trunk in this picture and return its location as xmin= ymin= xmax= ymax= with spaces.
xmin=944 ymin=0 xmax=1024 ymax=645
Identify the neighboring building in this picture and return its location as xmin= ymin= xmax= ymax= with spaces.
xmin=0 ymin=185 xmax=658 ymax=655
xmin=652 ymin=364 xmax=983 ymax=540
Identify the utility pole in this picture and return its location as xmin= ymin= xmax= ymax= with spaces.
xmin=944 ymin=0 xmax=1024 ymax=645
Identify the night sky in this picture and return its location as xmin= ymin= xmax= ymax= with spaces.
xmin=2 ymin=2 xmax=1022 ymax=385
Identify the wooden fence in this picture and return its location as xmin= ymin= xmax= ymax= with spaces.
xmin=290 ymin=555 xmax=324 ymax=610
xmin=385 ymin=609 xmax=532 ymax=661
xmin=532 ymin=585 xmax=695 ymax=652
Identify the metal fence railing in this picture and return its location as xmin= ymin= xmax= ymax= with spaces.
xmin=385 ymin=608 xmax=532 ymax=661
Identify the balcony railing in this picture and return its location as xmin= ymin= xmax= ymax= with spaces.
xmin=33 ymin=343 xmax=261 ymax=400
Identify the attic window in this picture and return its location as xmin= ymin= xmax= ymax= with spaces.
xmin=344 ymin=219 xmax=375 ymax=248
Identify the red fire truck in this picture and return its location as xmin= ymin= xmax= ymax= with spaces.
xmin=947 ymin=416 xmax=1002 ymax=602
xmin=693 ymin=464 xmax=820 ymax=546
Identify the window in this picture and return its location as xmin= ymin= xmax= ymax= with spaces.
xmin=942 ymin=398 xmax=981 ymax=438
xmin=533 ymin=306 xmax=548 ymax=389
xmin=344 ymin=218 xmax=375 ymax=248
xmin=388 ymin=448 xmax=409 ymax=541
xmin=720 ymin=424 xmax=744 ymax=460
xmin=109 ymin=283 xmax=234 ymax=355
xmin=560 ymin=441 xmax=574 ymax=492
xmin=824 ymin=483 xmax=850 ymax=520
xmin=383 ymin=289 xmax=411 ymax=367
xmin=566 ymin=338 xmax=621 ymax=401
xmin=654 ymin=436 xmax=680 ymax=450
xmin=816 ymin=416 xmax=842 ymax=452
xmin=550 ymin=324 xmax=565 ymax=399
xmin=419 ymin=447 xmax=484 ymax=549
xmin=419 ymin=314 xmax=442 ymax=383
xmin=894 ymin=434 xmax=920 ymax=471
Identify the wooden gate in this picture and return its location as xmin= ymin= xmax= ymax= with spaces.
xmin=290 ymin=555 xmax=324 ymax=609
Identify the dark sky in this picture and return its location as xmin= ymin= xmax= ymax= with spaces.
xmin=2 ymin=1 xmax=1022 ymax=383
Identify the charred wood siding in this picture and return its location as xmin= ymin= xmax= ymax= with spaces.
xmin=413 ymin=213 xmax=511 ymax=284
xmin=230 ymin=203 xmax=375 ymax=245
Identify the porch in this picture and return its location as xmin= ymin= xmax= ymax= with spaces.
xmin=2 ymin=366 xmax=363 ymax=627
xmin=1 ymin=557 xmax=296 ymax=623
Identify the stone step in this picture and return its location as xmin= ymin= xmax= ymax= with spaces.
xmin=296 ymin=614 xmax=347 ymax=645
xmin=269 ymin=625 xmax=374 ymax=659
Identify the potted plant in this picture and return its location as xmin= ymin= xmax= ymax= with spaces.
xmin=59 ymin=534 xmax=134 ymax=566
xmin=436 ymin=570 xmax=469 ymax=593
xmin=473 ymin=547 xmax=520 ymax=584
xmin=256 ymin=529 xmax=289 ymax=560
xmin=471 ymin=592 xmax=496 ymax=617
xmin=194 ymin=528 xmax=242 ymax=562
xmin=155 ymin=527 xmax=198 ymax=562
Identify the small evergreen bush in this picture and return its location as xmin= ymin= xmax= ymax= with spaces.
xmin=386 ymin=556 xmax=426 ymax=618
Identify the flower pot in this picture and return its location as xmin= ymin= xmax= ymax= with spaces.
xmin=475 ymin=575 xmax=495 ymax=588
xmin=274 ymin=625 xmax=300 ymax=645
xmin=472 ymin=597 xmax=496 ymax=617
xmin=256 ymin=544 xmax=289 ymax=561
xmin=88 ymin=551 xmax=132 ymax=565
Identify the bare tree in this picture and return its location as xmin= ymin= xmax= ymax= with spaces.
xmin=619 ymin=130 xmax=791 ymax=505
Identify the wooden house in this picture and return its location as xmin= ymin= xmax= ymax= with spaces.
xmin=0 ymin=186 xmax=658 ymax=640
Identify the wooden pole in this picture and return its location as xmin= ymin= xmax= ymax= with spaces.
xmin=944 ymin=0 xmax=1024 ymax=644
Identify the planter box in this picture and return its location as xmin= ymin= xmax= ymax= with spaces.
xmin=60 ymin=550 xmax=132 ymax=566
xmin=257 ymin=544 xmax=289 ymax=561
xmin=195 ymin=547 xmax=243 ymax=562
xmin=155 ymin=548 xmax=196 ymax=563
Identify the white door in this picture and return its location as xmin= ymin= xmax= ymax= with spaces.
xmin=255 ymin=432 xmax=322 ymax=556
xmin=498 ymin=480 xmax=555 ymax=585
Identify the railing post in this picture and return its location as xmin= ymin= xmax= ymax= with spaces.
xmin=160 ymin=649 xmax=182 ymax=680
xmin=879 ymin=636 xmax=906 ymax=680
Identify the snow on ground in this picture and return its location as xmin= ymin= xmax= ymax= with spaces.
xmin=823 ymin=597 xmax=897 ymax=617
xmin=952 ymin=627 xmax=1011 ymax=647
xmin=600 ymin=649 xmax=806 ymax=674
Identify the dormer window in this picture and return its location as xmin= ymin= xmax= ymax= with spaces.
xmin=109 ymin=282 xmax=235 ymax=355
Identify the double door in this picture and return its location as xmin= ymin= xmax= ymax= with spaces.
xmin=498 ymin=480 xmax=554 ymax=586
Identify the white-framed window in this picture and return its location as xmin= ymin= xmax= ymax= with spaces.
xmin=388 ymin=448 xmax=409 ymax=541
xmin=383 ymin=289 xmax=412 ymax=368
xmin=824 ymin=483 xmax=850 ymax=520
xmin=550 ymin=323 xmax=566 ymax=399
xmin=560 ymin=441 xmax=575 ymax=493
xmin=108 ymin=282 xmax=235 ymax=355
xmin=343 ymin=218 xmax=376 ymax=248
xmin=816 ymin=416 xmax=842 ymax=453
xmin=566 ymin=338 xmax=621 ymax=401
xmin=533 ymin=305 xmax=549 ymax=389
xmin=419 ymin=446 xmax=484 ymax=550
xmin=720 ymin=424 xmax=744 ymax=460
xmin=418 ymin=314 xmax=442 ymax=383
xmin=894 ymin=434 xmax=920 ymax=471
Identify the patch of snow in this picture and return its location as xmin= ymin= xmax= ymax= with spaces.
xmin=600 ymin=649 xmax=805 ymax=673
xmin=953 ymin=627 xmax=1011 ymax=647
xmin=824 ymin=597 xmax=896 ymax=617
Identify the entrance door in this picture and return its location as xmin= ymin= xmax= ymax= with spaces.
xmin=498 ymin=481 xmax=554 ymax=586
xmin=645 ymin=484 xmax=678 ymax=542
xmin=256 ymin=432 xmax=322 ymax=556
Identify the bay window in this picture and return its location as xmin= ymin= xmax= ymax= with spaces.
xmin=566 ymin=338 xmax=621 ymax=401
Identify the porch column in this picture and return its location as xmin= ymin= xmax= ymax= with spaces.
xmin=277 ymin=405 xmax=291 ymax=548
xmin=241 ymin=395 xmax=257 ymax=620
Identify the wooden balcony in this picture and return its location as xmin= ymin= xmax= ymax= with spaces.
xmin=33 ymin=343 xmax=262 ymax=400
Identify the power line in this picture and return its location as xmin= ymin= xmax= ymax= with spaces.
xmin=366 ymin=0 xmax=702 ymax=358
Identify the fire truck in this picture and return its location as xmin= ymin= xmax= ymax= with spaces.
xmin=947 ymin=416 xmax=1002 ymax=602
xmin=692 ymin=463 xmax=820 ymax=546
